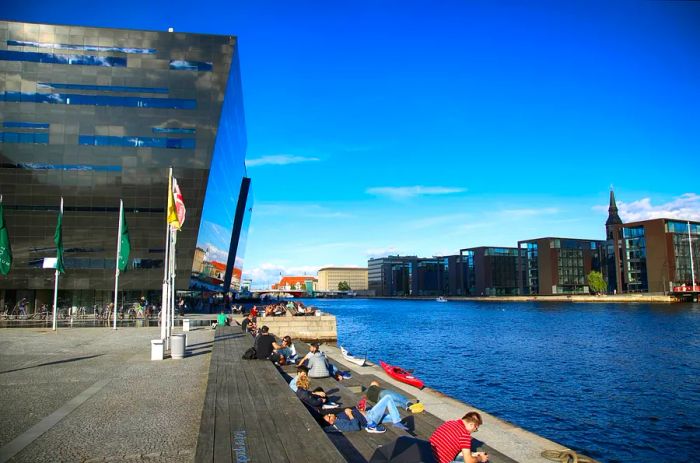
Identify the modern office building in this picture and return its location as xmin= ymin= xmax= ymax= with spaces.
xmin=368 ymin=255 xmax=460 ymax=297
xmin=460 ymin=247 xmax=522 ymax=296
xmin=608 ymin=218 xmax=699 ymax=293
xmin=368 ymin=256 xmax=416 ymax=297
xmin=317 ymin=267 xmax=368 ymax=292
xmin=0 ymin=21 xmax=252 ymax=311
xmin=517 ymin=237 xmax=604 ymax=295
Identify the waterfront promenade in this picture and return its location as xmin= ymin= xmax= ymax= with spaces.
xmin=0 ymin=327 xmax=213 ymax=462
xmin=0 ymin=323 xmax=597 ymax=463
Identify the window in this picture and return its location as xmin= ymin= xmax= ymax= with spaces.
xmin=0 ymin=131 xmax=49 ymax=144
xmin=2 ymin=121 xmax=49 ymax=129
xmin=7 ymin=39 xmax=156 ymax=54
xmin=1 ymin=91 xmax=196 ymax=110
xmin=169 ymin=60 xmax=213 ymax=71
xmin=38 ymin=82 xmax=168 ymax=94
xmin=0 ymin=49 xmax=126 ymax=67
xmin=79 ymin=135 xmax=195 ymax=149
xmin=152 ymin=127 xmax=196 ymax=134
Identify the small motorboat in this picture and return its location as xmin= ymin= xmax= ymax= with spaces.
xmin=340 ymin=346 xmax=366 ymax=366
xmin=380 ymin=360 xmax=424 ymax=389
xmin=436 ymin=296 xmax=447 ymax=302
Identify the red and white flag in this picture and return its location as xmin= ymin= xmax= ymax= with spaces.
xmin=167 ymin=174 xmax=186 ymax=230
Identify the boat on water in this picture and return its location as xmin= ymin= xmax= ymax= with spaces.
xmin=436 ymin=296 xmax=448 ymax=302
xmin=340 ymin=346 xmax=366 ymax=366
xmin=380 ymin=360 xmax=424 ymax=389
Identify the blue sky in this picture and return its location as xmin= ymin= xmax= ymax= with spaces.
xmin=6 ymin=1 xmax=700 ymax=287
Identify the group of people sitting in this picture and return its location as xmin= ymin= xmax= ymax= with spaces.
xmin=238 ymin=313 xmax=489 ymax=463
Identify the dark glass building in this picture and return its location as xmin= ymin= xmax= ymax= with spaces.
xmin=459 ymin=247 xmax=522 ymax=296
xmin=368 ymin=255 xmax=463 ymax=297
xmin=0 ymin=21 xmax=251 ymax=311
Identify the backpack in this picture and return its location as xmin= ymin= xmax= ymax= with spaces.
xmin=242 ymin=347 xmax=257 ymax=360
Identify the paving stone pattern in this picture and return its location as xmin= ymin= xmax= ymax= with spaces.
xmin=0 ymin=327 xmax=213 ymax=462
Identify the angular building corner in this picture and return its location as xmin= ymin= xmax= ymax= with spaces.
xmin=0 ymin=20 xmax=252 ymax=310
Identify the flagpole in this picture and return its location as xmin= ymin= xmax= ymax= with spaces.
xmin=113 ymin=200 xmax=124 ymax=330
xmin=52 ymin=197 xmax=63 ymax=331
xmin=161 ymin=168 xmax=172 ymax=345
xmin=170 ymin=227 xmax=176 ymax=333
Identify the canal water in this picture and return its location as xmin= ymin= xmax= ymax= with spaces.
xmin=302 ymin=298 xmax=700 ymax=463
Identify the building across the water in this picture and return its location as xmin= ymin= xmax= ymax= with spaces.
xmin=608 ymin=218 xmax=700 ymax=293
xmin=0 ymin=20 xmax=252 ymax=311
xmin=517 ymin=237 xmax=604 ymax=295
xmin=317 ymin=267 xmax=368 ymax=292
xmin=460 ymin=247 xmax=522 ymax=296
xmin=272 ymin=276 xmax=318 ymax=292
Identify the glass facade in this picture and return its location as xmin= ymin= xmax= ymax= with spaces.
xmin=668 ymin=221 xmax=699 ymax=286
xmin=525 ymin=242 xmax=539 ymax=295
xmin=0 ymin=21 xmax=250 ymax=310
xmin=622 ymin=226 xmax=648 ymax=292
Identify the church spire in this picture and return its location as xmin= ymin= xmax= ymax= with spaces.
xmin=606 ymin=188 xmax=622 ymax=225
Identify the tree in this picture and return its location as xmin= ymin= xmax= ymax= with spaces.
xmin=587 ymin=271 xmax=607 ymax=294
xmin=338 ymin=281 xmax=351 ymax=291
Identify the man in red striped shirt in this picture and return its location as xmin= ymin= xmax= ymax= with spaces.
xmin=429 ymin=411 xmax=488 ymax=463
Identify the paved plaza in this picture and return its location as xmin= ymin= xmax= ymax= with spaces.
xmin=0 ymin=327 xmax=213 ymax=463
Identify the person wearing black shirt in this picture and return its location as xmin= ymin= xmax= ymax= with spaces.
xmin=253 ymin=325 xmax=281 ymax=359
xmin=241 ymin=313 xmax=256 ymax=334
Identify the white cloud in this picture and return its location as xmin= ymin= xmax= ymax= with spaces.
xmin=246 ymin=154 xmax=320 ymax=167
xmin=366 ymin=185 xmax=466 ymax=200
xmin=616 ymin=193 xmax=700 ymax=222
xmin=200 ymin=243 xmax=229 ymax=264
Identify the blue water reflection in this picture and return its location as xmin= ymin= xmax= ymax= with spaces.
xmin=302 ymin=298 xmax=700 ymax=463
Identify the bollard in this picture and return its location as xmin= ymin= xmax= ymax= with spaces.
xmin=183 ymin=319 xmax=190 ymax=332
xmin=171 ymin=334 xmax=186 ymax=359
xmin=151 ymin=339 xmax=164 ymax=361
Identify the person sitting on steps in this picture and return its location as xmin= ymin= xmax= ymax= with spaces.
xmin=363 ymin=380 xmax=424 ymax=413
xmin=297 ymin=342 xmax=351 ymax=381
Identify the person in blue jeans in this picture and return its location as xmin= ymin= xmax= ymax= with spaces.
xmin=322 ymin=394 xmax=409 ymax=433
xmin=364 ymin=380 xmax=424 ymax=413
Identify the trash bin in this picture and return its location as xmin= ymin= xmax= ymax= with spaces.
xmin=183 ymin=319 xmax=190 ymax=332
xmin=151 ymin=339 xmax=164 ymax=361
xmin=171 ymin=334 xmax=186 ymax=359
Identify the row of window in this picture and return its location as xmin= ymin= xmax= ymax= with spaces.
xmin=8 ymin=39 xmax=157 ymax=54
xmin=39 ymin=82 xmax=168 ymax=94
xmin=2 ymin=50 xmax=213 ymax=72
xmin=5 ymin=205 xmax=164 ymax=213
xmin=27 ymin=257 xmax=164 ymax=270
xmin=0 ymin=49 xmax=126 ymax=67
xmin=3 ymin=121 xmax=49 ymax=129
xmin=170 ymin=60 xmax=213 ymax=71
xmin=79 ymin=135 xmax=195 ymax=149
xmin=667 ymin=220 xmax=700 ymax=236
xmin=0 ymin=131 xmax=49 ymax=144
xmin=152 ymin=127 xmax=196 ymax=134
xmin=0 ymin=162 xmax=122 ymax=171
xmin=1 ymin=91 xmax=196 ymax=109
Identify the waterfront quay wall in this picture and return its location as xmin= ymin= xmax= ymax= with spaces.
xmin=231 ymin=314 xmax=337 ymax=341
xmin=371 ymin=293 xmax=674 ymax=303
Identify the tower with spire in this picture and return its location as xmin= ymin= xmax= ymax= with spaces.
xmin=606 ymin=187 xmax=623 ymax=240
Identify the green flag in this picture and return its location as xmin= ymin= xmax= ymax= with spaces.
xmin=0 ymin=202 xmax=12 ymax=275
xmin=117 ymin=205 xmax=131 ymax=272
xmin=54 ymin=202 xmax=65 ymax=274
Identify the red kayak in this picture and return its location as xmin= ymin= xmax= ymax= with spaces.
xmin=380 ymin=360 xmax=425 ymax=389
